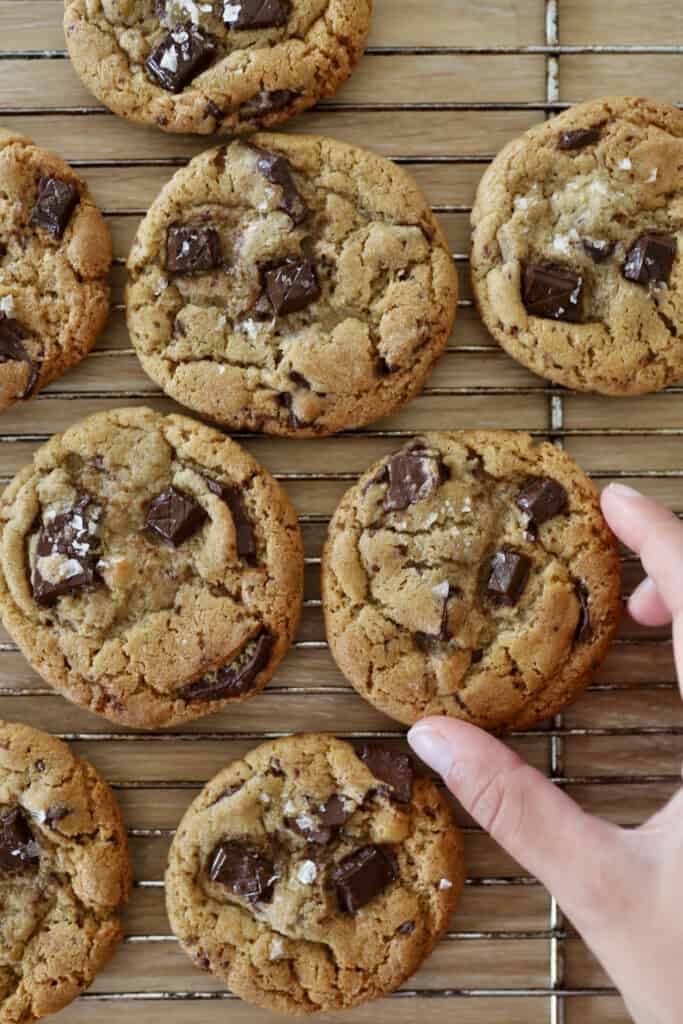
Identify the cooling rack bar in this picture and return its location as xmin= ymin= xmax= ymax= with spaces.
xmin=76 ymin=987 xmax=618 ymax=1001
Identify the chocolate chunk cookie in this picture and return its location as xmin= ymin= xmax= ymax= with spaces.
xmin=0 ymin=129 xmax=111 ymax=412
xmin=166 ymin=734 xmax=464 ymax=1013
xmin=471 ymin=96 xmax=683 ymax=395
xmin=0 ymin=720 xmax=131 ymax=1023
xmin=0 ymin=407 xmax=303 ymax=729
xmin=322 ymin=432 xmax=621 ymax=731
xmin=126 ymin=134 xmax=457 ymax=437
xmin=64 ymin=0 xmax=371 ymax=135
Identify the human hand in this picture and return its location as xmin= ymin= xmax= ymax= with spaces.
xmin=408 ymin=483 xmax=683 ymax=1024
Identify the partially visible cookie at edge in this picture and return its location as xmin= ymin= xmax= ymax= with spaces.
xmin=471 ymin=96 xmax=683 ymax=395
xmin=0 ymin=128 xmax=111 ymax=412
xmin=0 ymin=719 xmax=131 ymax=1024
xmin=0 ymin=407 xmax=303 ymax=729
xmin=64 ymin=0 xmax=372 ymax=135
xmin=165 ymin=733 xmax=464 ymax=1015
xmin=126 ymin=133 xmax=458 ymax=437
xmin=322 ymin=431 xmax=621 ymax=731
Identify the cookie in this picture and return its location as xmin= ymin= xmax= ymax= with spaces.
xmin=64 ymin=0 xmax=371 ymax=135
xmin=0 ymin=407 xmax=303 ymax=729
xmin=471 ymin=96 xmax=683 ymax=395
xmin=126 ymin=134 xmax=458 ymax=437
xmin=0 ymin=128 xmax=111 ymax=413
xmin=0 ymin=720 xmax=131 ymax=1024
xmin=322 ymin=431 xmax=621 ymax=731
xmin=165 ymin=733 xmax=464 ymax=1014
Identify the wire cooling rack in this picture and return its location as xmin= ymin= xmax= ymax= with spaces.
xmin=2 ymin=2 xmax=683 ymax=1022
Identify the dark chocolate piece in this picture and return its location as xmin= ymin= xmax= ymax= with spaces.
xmin=558 ymin=128 xmax=601 ymax=151
xmin=384 ymin=446 xmax=444 ymax=512
xmin=145 ymin=486 xmax=208 ymax=546
xmin=205 ymin=476 xmax=257 ymax=563
xmin=44 ymin=805 xmax=69 ymax=832
xmin=30 ymin=177 xmax=79 ymax=239
xmin=398 ymin=920 xmax=415 ymax=935
xmin=358 ymin=746 xmax=414 ymax=804
xmin=254 ymin=147 xmax=308 ymax=224
xmin=320 ymin=794 xmax=350 ymax=829
xmin=0 ymin=314 xmax=39 ymax=398
xmin=32 ymin=495 xmax=101 ymax=607
xmin=0 ymin=806 xmax=40 ymax=872
xmin=286 ymin=794 xmax=351 ymax=847
xmin=263 ymin=257 xmax=320 ymax=316
xmin=575 ymin=584 xmax=593 ymax=643
xmin=167 ymin=223 xmax=222 ymax=274
xmin=486 ymin=548 xmax=531 ymax=606
xmin=582 ymin=238 xmax=614 ymax=263
xmin=224 ymin=0 xmax=289 ymax=29
xmin=147 ymin=24 xmax=217 ymax=93
xmin=516 ymin=476 xmax=568 ymax=527
xmin=623 ymin=232 xmax=676 ymax=287
xmin=523 ymin=263 xmax=583 ymax=322
xmin=204 ymin=99 xmax=223 ymax=123
xmin=208 ymin=840 xmax=276 ymax=902
xmin=334 ymin=845 xmax=398 ymax=915
xmin=178 ymin=629 xmax=274 ymax=701
xmin=241 ymin=89 xmax=297 ymax=117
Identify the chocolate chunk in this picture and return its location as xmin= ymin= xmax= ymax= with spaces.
xmin=178 ymin=629 xmax=274 ymax=701
xmin=224 ymin=0 xmax=289 ymax=29
xmin=0 ymin=314 xmax=39 ymax=398
xmin=384 ymin=446 xmax=444 ymax=512
xmin=575 ymin=584 xmax=593 ymax=643
xmin=146 ymin=486 xmax=208 ymax=546
xmin=167 ymin=223 xmax=222 ymax=274
xmin=486 ymin=548 xmax=531 ymax=606
xmin=253 ymin=147 xmax=308 ymax=224
xmin=358 ymin=746 xmax=414 ymax=804
xmin=320 ymin=794 xmax=351 ymax=829
xmin=558 ymin=128 xmax=601 ymax=151
xmin=334 ymin=845 xmax=398 ymax=915
xmin=147 ymin=24 xmax=217 ymax=93
xmin=32 ymin=495 xmax=101 ymax=607
xmin=241 ymin=89 xmax=297 ymax=117
xmin=263 ymin=257 xmax=320 ymax=315
xmin=208 ymin=840 xmax=276 ymax=902
xmin=44 ymin=805 xmax=69 ymax=832
xmin=0 ymin=806 xmax=40 ymax=872
xmin=398 ymin=920 xmax=415 ymax=935
xmin=523 ymin=263 xmax=583 ymax=322
xmin=516 ymin=476 xmax=568 ymax=527
xmin=205 ymin=477 xmax=257 ymax=563
xmin=582 ymin=238 xmax=614 ymax=263
xmin=623 ymin=232 xmax=676 ymax=287
xmin=285 ymin=815 xmax=333 ymax=847
xmin=204 ymin=99 xmax=223 ymax=123
xmin=30 ymin=177 xmax=79 ymax=239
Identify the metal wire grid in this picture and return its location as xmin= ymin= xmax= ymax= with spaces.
xmin=0 ymin=3 xmax=681 ymax=1021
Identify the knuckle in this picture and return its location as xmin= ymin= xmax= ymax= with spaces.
xmin=467 ymin=765 xmax=524 ymax=842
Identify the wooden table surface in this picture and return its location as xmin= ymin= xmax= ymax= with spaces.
xmin=2 ymin=2 xmax=683 ymax=1022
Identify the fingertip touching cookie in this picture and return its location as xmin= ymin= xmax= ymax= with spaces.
xmin=0 ymin=128 xmax=111 ymax=413
xmin=64 ymin=0 xmax=372 ymax=135
xmin=166 ymin=733 xmax=464 ymax=1014
xmin=0 ymin=719 xmax=131 ymax=1024
xmin=126 ymin=133 xmax=458 ymax=437
xmin=0 ymin=407 xmax=303 ymax=729
xmin=322 ymin=431 xmax=621 ymax=731
xmin=471 ymin=96 xmax=683 ymax=395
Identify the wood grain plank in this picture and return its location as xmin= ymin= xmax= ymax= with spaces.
xmin=0 ymin=55 xmax=546 ymax=108
xmin=6 ymin=110 xmax=542 ymax=161
xmin=561 ymin=54 xmax=683 ymax=105
xmin=564 ymin=938 xmax=612 ymax=988
xmin=564 ymin=998 xmax=631 ymax=1024
xmin=564 ymin=783 xmax=678 ymax=825
xmin=0 ymin=0 xmax=547 ymax=51
xmin=564 ymin=734 xmax=683 ymax=778
xmin=564 ymin=392 xmax=683 ymax=430
xmin=561 ymin=0 xmax=683 ymax=45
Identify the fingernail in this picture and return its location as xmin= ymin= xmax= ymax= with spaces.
xmin=408 ymin=725 xmax=453 ymax=778
xmin=605 ymin=482 xmax=642 ymax=499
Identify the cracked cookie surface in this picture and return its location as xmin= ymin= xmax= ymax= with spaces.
xmin=0 ymin=407 xmax=303 ymax=729
xmin=0 ymin=720 xmax=131 ymax=1024
xmin=126 ymin=134 xmax=457 ymax=437
xmin=322 ymin=431 xmax=621 ymax=730
xmin=471 ymin=96 xmax=683 ymax=395
xmin=64 ymin=0 xmax=371 ymax=135
xmin=0 ymin=129 xmax=111 ymax=413
xmin=165 ymin=733 xmax=464 ymax=1014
